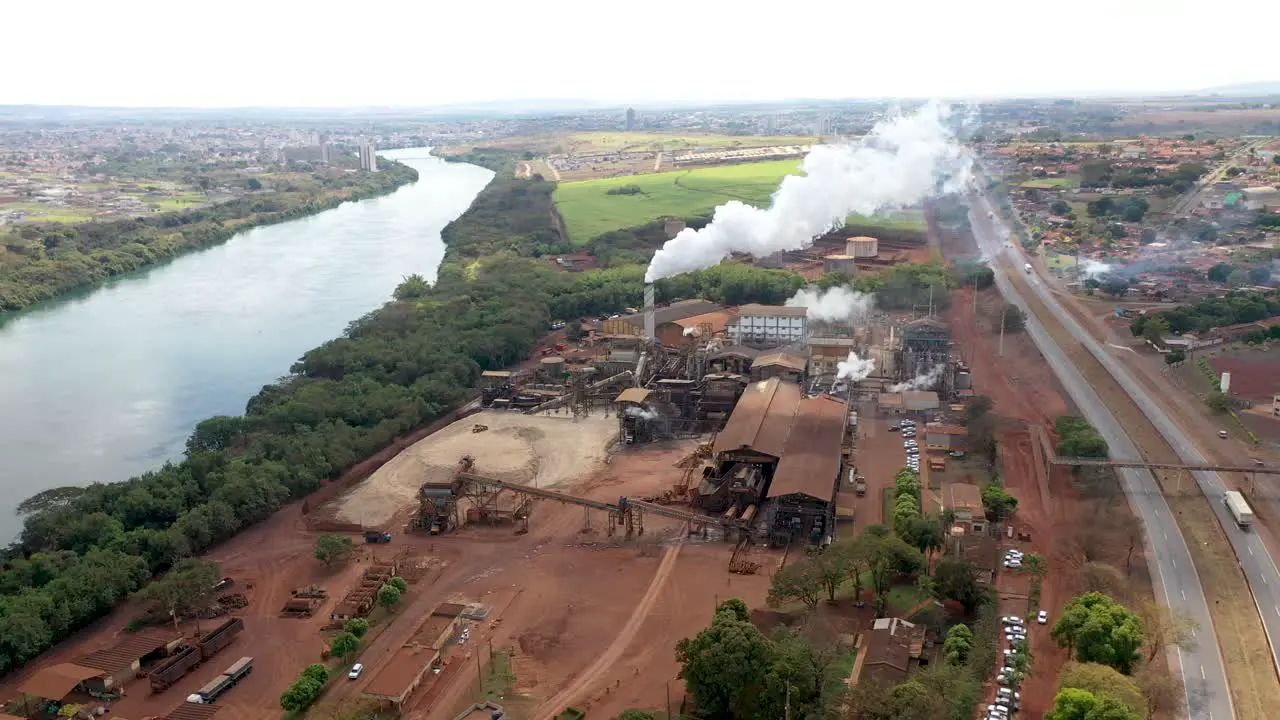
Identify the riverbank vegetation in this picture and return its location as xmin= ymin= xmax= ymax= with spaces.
xmin=0 ymin=159 xmax=417 ymax=312
xmin=0 ymin=156 xmax=807 ymax=674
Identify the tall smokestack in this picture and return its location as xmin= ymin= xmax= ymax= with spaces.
xmin=644 ymin=284 xmax=656 ymax=340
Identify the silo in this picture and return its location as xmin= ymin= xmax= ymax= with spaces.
xmin=846 ymin=236 xmax=879 ymax=258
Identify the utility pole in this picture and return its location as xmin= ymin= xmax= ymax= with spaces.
xmin=998 ymin=306 xmax=1007 ymax=356
xmin=666 ymin=681 xmax=672 ymax=720
xmin=785 ymin=682 xmax=792 ymax=720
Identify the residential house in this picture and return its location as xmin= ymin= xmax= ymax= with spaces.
xmin=947 ymin=483 xmax=986 ymax=534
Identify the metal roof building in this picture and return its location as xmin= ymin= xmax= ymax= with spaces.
xmin=711 ymin=378 xmax=804 ymax=460
xmin=770 ymin=396 xmax=848 ymax=502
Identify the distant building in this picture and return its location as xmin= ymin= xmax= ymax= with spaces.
xmin=625 ymin=107 xmax=637 ymax=131
xmin=319 ymin=134 xmax=331 ymax=164
xmin=359 ymin=140 xmax=378 ymax=172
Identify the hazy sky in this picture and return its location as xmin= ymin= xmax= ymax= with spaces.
xmin=5 ymin=0 xmax=1277 ymax=108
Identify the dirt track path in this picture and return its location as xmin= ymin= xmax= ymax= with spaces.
xmin=530 ymin=542 xmax=683 ymax=720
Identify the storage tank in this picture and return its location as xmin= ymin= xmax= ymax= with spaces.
xmin=539 ymin=356 xmax=566 ymax=380
xmin=846 ymin=236 xmax=879 ymax=258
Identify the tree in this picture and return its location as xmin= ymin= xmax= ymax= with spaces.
xmin=769 ymin=558 xmax=822 ymax=609
xmin=1024 ymin=553 xmax=1048 ymax=603
xmin=943 ymin=623 xmax=973 ymax=664
xmin=617 ymin=712 xmax=660 ymax=720
xmin=1139 ymin=601 xmax=1198 ymax=661
xmin=933 ymin=558 xmax=987 ymax=615
xmin=388 ymin=575 xmax=408 ymax=593
xmin=1052 ymin=592 xmax=1145 ymax=674
xmin=676 ymin=600 xmax=776 ymax=718
xmin=344 ymin=618 xmax=369 ymax=638
xmin=1051 ymin=200 xmax=1072 ymax=216
xmin=330 ymin=631 xmax=361 ymax=660
xmin=1207 ymin=263 xmax=1235 ymax=283
xmin=1059 ymin=662 xmax=1144 ymax=716
xmin=981 ymin=484 xmax=1019 ymax=521
xmin=301 ymin=663 xmax=329 ymax=684
xmin=393 ymin=273 xmax=430 ymax=300
xmin=1047 ymin=686 xmax=1143 ymax=720
xmin=1140 ymin=228 xmax=1157 ymax=245
xmin=999 ymin=303 xmax=1026 ymax=333
xmin=808 ymin=546 xmax=849 ymax=602
xmin=136 ymin=558 xmax=221 ymax=631
xmin=246 ymin=178 xmax=263 ymax=191
xmin=1205 ymin=391 xmax=1231 ymax=414
xmin=314 ymin=534 xmax=354 ymax=568
xmin=899 ymin=515 xmax=945 ymax=561
xmin=1101 ymin=276 xmax=1129 ymax=297
xmin=1164 ymin=349 xmax=1185 ymax=365
xmin=1141 ymin=316 xmax=1168 ymax=346
xmin=377 ymin=582 xmax=401 ymax=610
xmin=1136 ymin=664 xmax=1183 ymax=717
xmin=279 ymin=677 xmax=323 ymax=711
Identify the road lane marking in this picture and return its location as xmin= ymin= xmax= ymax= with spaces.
xmin=1250 ymin=545 xmax=1255 ymax=556
xmin=1201 ymin=665 xmax=1206 ymax=679
xmin=1275 ymin=604 xmax=1279 ymax=617
xmin=1164 ymin=531 xmax=1169 ymax=541
xmin=1182 ymin=589 xmax=1187 ymax=601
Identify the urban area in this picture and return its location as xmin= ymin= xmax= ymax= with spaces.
xmin=1 ymin=91 xmax=1279 ymax=720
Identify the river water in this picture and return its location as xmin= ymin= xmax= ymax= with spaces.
xmin=0 ymin=149 xmax=493 ymax=541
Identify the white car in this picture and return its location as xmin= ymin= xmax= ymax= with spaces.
xmin=1003 ymin=649 xmax=1017 ymax=656
xmin=1038 ymin=610 xmax=1049 ymax=624
xmin=1005 ymin=625 xmax=1025 ymax=635
xmin=348 ymin=663 xmax=364 ymax=680
xmin=1001 ymin=616 xmax=1022 ymax=625
xmin=998 ymin=689 xmax=1022 ymax=701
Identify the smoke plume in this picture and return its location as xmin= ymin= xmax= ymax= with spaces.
xmin=786 ymin=286 xmax=875 ymax=322
xmin=1079 ymin=259 xmax=1113 ymax=279
xmin=624 ymin=406 xmax=660 ymax=421
xmin=835 ymin=352 xmax=876 ymax=383
xmin=644 ymin=102 xmax=972 ymax=282
xmin=889 ymin=364 xmax=945 ymax=392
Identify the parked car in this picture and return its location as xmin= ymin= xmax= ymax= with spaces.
xmin=1038 ymin=610 xmax=1049 ymax=625
xmin=1001 ymin=615 xmax=1023 ymax=625
xmin=349 ymin=664 xmax=364 ymax=680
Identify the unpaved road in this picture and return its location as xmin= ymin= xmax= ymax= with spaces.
xmin=530 ymin=542 xmax=683 ymax=720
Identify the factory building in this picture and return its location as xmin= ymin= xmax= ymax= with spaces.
xmin=923 ymin=424 xmax=967 ymax=451
xmin=750 ymin=348 xmax=807 ymax=383
xmin=601 ymin=299 xmax=722 ymax=339
xmin=877 ymin=391 xmax=940 ymax=414
xmin=654 ymin=309 xmax=734 ymax=346
xmin=727 ymin=305 xmax=808 ymax=348
xmin=846 ymin=236 xmax=879 ymax=258
xmin=822 ymin=254 xmax=858 ymax=277
xmin=808 ymin=336 xmax=856 ymax=376
xmin=700 ymin=378 xmax=848 ymax=545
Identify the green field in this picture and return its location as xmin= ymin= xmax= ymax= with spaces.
xmin=1019 ymin=177 xmax=1079 ymax=189
xmin=553 ymin=159 xmax=802 ymax=242
xmin=847 ymin=209 xmax=927 ymax=232
xmin=2 ymin=203 xmax=97 ymax=223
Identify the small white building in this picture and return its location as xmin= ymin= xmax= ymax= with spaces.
xmin=727 ymin=304 xmax=808 ymax=348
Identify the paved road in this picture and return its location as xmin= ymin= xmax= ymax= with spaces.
xmin=1169 ymin=139 xmax=1266 ymax=215
xmin=967 ymin=191 xmax=1233 ymax=720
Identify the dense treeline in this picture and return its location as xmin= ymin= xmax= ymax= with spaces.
xmin=0 ymin=161 xmax=810 ymax=674
xmin=438 ymin=174 xmax=569 ymax=259
xmin=850 ymin=259 xmax=954 ymax=311
xmin=0 ymin=160 xmax=418 ymax=311
xmin=1129 ymin=290 xmax=1280 ymax=336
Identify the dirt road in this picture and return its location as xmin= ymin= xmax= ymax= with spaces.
xmin=529 ymin=542 xmax=683 ymax=720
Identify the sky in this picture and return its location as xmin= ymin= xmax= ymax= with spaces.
xmin=4 ymin=0 xmax=1279 ymax=108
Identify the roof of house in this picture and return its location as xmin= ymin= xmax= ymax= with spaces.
xmin=710 ymin=345 xmax=761 ymax=361
xmin=433 ymin=602 xmax=467 ymax=618
xmin=860 ymin=619 xmax=921 ymax=685
xmin=877 ymin=393 xmax=904 ymax=408
xmin=615 ymin=388 xmax=652 ymax=404
xmin=903 ymin=390 xmax=940 ymax=407
xmin=712 ymin=378 xmax=803 ymax=459
xmin=362 ymin=645 xmax=438 ymax=702
xmin=752 ymin=349 xmax=807 ymax=372
xmin=620 ymin=299 xmax=723 ymax=328
xmin=667 ymin=310 xmax=735 ymax=334
xmin=769 ymin=396 xmax=848 ymax=501
xmin=924 ymin=424 xmax=967 ymax=436
xmin=947 ymin=483 xmax=983 ymax=513
xmin=736 ymin=303 xmax=809 ymax=318
xmin=19 ymin=663 xmax=104 ymax=700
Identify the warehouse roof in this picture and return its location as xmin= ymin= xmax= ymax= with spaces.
xmin=668 ymin=310 xmax=734 ymax=334
xmin=925 ymin=424 xmax=967 ymax=436
xmin=769 ymin=396 xmax=848 ymax=501
xmin=737 ymin=304 xmax=808 ymax=318
xmin=363 ymin=646 xmax=439 ymax=702
xmin=620 ymin=299 xmax=722 ymax=327
xmin=752 ymin=349 xmax=807 ymax=372
xmin=712 ymin=378 xmax=803 ymax=459
xmin=615 ymin=388 xmax=652 ymax=404
xmin=19 ymin=663 xmax=104 ymax=700
xmin=76 ymin=631 xmax=177 ymax=675
xmin=163 ymin=704 xmax=220 ymax=720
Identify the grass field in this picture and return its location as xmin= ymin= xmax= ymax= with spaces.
xmin=847 ymin=209 xmax=927 ymax=232
xmin=553 ymin=159 xmax=802 ymax=242
xmin=440 ymin=132 xmax=817 ymax=159
xmin=1019 ymin=177 xmax=1079 ymax=189
xmin=2 ymin=202 xmax=97 ymax=223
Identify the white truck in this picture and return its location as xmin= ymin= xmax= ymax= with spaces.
xmin=1224 ymin=490 xmax=1254 ymax=529
xmin=1024 ymin=263 xmax=1033 ymax=273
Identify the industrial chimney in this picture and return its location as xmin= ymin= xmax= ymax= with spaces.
xmin=644 ymin=284 xmax=656 ymax=340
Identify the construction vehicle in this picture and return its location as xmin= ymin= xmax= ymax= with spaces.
xmin=364 ymin=530 xmax=392 ymax=543
xmin=187 ymin=657 xmax=253 ymax=704
xmin=149 ymin=646 xmax=202 ymax=693
xmin=197 ymin=617 xmax=244 ymax=659
xmin=1224 ymin=490 xmax=1254 ymax=529
xmin=854 ymin=477 xmax=867 ymax=496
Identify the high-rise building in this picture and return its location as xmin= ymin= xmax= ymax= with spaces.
xmin=359 ymin=140 xmax=378 ymax=172
xmin=319 ymin=134 xmax=331 ymax=164
xmin=625 ymin=107 xmax=636 ymax=130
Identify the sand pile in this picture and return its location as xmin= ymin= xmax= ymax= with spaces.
xmin=334 ymin=410 xmax=618 ymax=526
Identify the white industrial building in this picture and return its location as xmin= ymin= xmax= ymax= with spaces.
xmin=727 ymin=305 xmax=808 ymax=348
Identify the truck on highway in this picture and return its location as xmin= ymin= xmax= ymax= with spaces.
xmin=1024 ymin=263 xmax=1033 ymax=273
xmin=187 ymin=657 xmax=253 ymax=704
xmin=1224 ymin=490 xmax=1254 ymax=529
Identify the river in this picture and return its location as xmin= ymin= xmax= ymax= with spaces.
xmin=0 ymin=149 xmax=493 ymax=542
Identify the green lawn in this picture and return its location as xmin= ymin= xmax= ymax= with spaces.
xmin=3 ymin=202 xmax=96 ymax=223
xmin=1019 ymin=177 xmax=1079 ymax=189
xmin=847 ymin=209 xmax=927 ymax=232
xmin=573 ymin=132 xmax=814 ymax=153
xmin=553 ymin=159 xmax=802 ymax=242
xmin=887 ymin=584 xmax=929 ymax=615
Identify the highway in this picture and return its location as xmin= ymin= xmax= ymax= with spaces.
xmin=967 ymin=191 xmax=1233 ymax=720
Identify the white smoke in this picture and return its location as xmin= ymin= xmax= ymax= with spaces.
xmin=644 ymin=102 xmax=972 ymax=282
xmin=835 ymin=352 xmax=876 ymax=383
xmin=624 ymin=406 xmax=660 ymax=421
xmin=889 ymin=364 xmax=945 ymax=392
xmin=785 ymin=286 xmax=875 ymax=322
xmin=1079 ymin=259 xmax=1113 ymax=279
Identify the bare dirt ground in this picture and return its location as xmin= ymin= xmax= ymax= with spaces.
xmin=334 ymin=411 xmax=618 ymax=526
xmin=1211 ymin=349 xmax=1280 ymax=403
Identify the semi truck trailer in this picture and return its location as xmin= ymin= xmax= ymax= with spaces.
xmin=1224 ymin=490 xmax=1254 ymax=529
xmin=187 ymin=657 xmax=253 ymax=704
